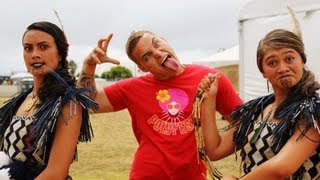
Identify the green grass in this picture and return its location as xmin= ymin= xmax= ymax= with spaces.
xmin=69 ymin=110 xmax=241 ymax=180
xmin=0 ymin=65 xmax=243 ymax=180
xmin=0 ymin=98 xmax=239 ymax=180
xmin=69 ymin=111 xmax=137 ymax=179
xmin=0 ymin=102 xmax=242 ymax=180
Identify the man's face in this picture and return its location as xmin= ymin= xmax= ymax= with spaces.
xmin=132 ymin=33 xmax=183 ymax=80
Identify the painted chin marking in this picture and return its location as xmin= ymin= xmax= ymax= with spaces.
xmin=30 ymin=66 xmax=45 ymax=75
xmin=32 ymin=69 xmax=45 ymax=75
xmin=280 ymin=77 xmax=293 ymax=88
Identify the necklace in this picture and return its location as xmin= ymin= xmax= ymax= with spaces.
xmin=250 ymin=103 xmax=276 ymax=144
xmin=24 ymin=91 xmax=38 ymax=112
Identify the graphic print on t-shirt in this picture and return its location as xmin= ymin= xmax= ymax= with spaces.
xmin=147 ymin=88 xmax=194 ymax=135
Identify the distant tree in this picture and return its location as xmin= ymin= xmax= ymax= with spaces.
xmin=101 ymin=66 xmax=133 ymax=80
xmin=68 ymin=59 xmax=77 ymax=77
xmin=101 ymin=71 xmax=111 ymax=79
xmin=75 ymin=73 xmax=100 ymax=78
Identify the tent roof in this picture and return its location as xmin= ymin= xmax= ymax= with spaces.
xmin=194 ymin=45 xmax=238 ymax=62
xmin=238 ymin=0 xmax=320 ymax=21
xmin=10 ymin=72 xmax=32 ymax=80
xmin=192 ymin=45 xmax=238 ymax=67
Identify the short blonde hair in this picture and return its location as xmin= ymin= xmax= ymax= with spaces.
xmin=125 ymin=30 xmax=155 ymax=63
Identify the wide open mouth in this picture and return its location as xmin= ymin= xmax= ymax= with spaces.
xmin=160 ymin=54 xmax=179 ymax=71
xmin=160 ymin=55 xmax=170 ymax=67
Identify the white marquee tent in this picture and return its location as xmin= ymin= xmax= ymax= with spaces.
xmin=238 ymin=0 xmax=320 ymax=101
xmin=10 ymin=72 xmax=32 ymax=80
xmin=192 ymin=45 xmax=239 ymax=68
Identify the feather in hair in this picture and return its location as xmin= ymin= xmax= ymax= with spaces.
xmin=53 ymin=9 xmax=64 ymax=32
xmin=287 ymin=4 xmax=302 ymax=39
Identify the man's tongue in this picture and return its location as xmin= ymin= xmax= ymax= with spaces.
xmin=163 ymin=57 xmax=179 ymax=71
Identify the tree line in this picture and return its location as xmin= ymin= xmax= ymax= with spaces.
xmin=68 ymin=60 xmax=133 ymax=80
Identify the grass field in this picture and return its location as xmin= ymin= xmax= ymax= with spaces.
xmin=70 ymin=110 xmax=239 ymax=180
xmin=0 ymin=65 xmax=242 ymax=180
xmin=0 ymin=98 xmax=241 ymax=180
xmin=67 ymin=63 xmax=242 ymax=179
xmin=68 ymin=110 xmax=241 ymax=180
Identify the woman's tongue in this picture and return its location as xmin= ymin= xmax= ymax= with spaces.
xmin=162 ymin=57 xmax=179 ymax=71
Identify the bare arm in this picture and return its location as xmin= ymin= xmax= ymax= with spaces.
xmin=240 ymin=124 xmax=320 ymax=179
xmin=77 ymin=34 xmax=120 ymax=113
xmin=199 ymin=73 xmax=236 ymax=161
xmin=35 ymin=102 xmax=82 ymax=180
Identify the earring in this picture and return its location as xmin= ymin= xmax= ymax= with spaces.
xmin=267 ymin=80 xmax=270 ymax=92
xmin=58 ymin=59 xmax=62 ymax=69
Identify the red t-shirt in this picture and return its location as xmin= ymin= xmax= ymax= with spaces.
xmin=104 ymin=64 xmax=242 ymax=180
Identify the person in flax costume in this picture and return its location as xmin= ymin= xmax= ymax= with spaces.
xmin=199 ymin=28 xmax=320 ymax=179
xmin=0 ymin=21 xmax=98 ymax=180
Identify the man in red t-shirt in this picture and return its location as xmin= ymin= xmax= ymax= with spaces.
xmin=78 ymin=31 xmax=243 ymax=179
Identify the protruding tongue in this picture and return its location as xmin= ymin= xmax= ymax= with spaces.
xmin=163 ymin=57 xmax=179 ymax=71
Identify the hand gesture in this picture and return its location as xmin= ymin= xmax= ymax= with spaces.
xmin=198 ymin=72 xmax=220 ymax=99
xmin=84 ymin=33 xmax=120 ymax=66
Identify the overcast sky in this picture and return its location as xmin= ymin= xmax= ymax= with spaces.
xmin=0 ymin=0 xmax=248 ymax=76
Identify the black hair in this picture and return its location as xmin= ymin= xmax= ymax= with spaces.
xmin=23 ymin=21 xmax=75 ymax=102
